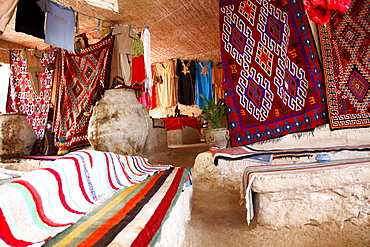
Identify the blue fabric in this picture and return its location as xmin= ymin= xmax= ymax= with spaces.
xmin=42 ymin=0 xmax=75 ymax=52
xmin=195 ymin=61 xmax=213 ymax=108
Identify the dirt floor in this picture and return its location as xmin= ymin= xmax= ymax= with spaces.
xmin=184 ymin=182 xmax=370 ymax=247
xmin=159 ymin=142 xmax=370 ymax=247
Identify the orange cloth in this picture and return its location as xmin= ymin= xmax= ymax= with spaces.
xmin=212 ymin=64 xmax=224 ymax=102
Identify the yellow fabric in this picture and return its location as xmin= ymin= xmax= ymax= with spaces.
xmin=155 ymin=60 xmax=177 ymax=108
xmin=212 ymin=64 xmax=224 ymax=102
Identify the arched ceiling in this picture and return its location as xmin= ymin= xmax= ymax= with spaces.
xmin=0 ymin=0 xmax=221 ymax=64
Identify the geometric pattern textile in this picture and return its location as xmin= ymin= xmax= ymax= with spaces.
xmin=53 ymin=34 xmax=113 ymax=153
xmin=319 ymin=0 xmax=370 ymax=129
xmin=219 ymin=0 xmax=328 ymax=146
xmin=7 ymin=49 xmax=58 ymax=154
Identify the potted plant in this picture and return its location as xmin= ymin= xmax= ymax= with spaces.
xmin=199 ymin=94 xmax=229 ymax=148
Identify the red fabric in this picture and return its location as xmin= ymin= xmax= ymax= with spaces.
xmin=0 ymin=208 xmax=35 ymax=246
xmin=318 ymin=0 xmax=370 ymax=128
xmin=219 ymin=0 xmax=328 ymax=146
xmin=53 ymin=156 xmax=95 ymax=205
xmin=53 ymin=35 xmax=113 ymax=152
xmin=163 ymin=117 xmax=201 ymax=131
xmin=132 ymin=55 xmax=146 ymax=85
xmin=131 ymin=167 xmax=184 ymax=247
xmin=304 ymin=0 xmax=351 ymax=25
xmin=7 ymin=49 xmax=58 ymax=154
xmin=12 ymin=180 xmax=72 ymax=227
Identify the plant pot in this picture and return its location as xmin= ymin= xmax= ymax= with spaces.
xmin=204 ymin=128 xmax=230 ymax=149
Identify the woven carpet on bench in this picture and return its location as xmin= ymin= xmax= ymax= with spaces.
xmin=0 ymin=150 xmax=173 ymax=246
xmin=44 ymin=167 xmax=191 ymax=247
xmin=243 ymin=157 xmax=370 ymax=224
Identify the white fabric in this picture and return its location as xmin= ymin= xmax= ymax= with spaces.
xmin=84 ymin=0 xmax=119 ymax=13
xmin=142 ymin=28 xmax=153 ymax=89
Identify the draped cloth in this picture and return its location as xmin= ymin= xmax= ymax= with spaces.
xmin=44 ymin=167 xmax=191 ymax=247
xmin=303 ymin=0 xmax=351 ymax=25
xmin=177 ymin=59 xmax=196 ymax=105
xmin=0 ymin=150 xmax=171 ymax=246
xmin=243 ymin=157 xmax=370 ymax=224
xmin=212 ymin=64 xmax=225 ymax=102
xmin=195 ymin=61 xmax=213 ymax=108
xmin=142 ymin=28 xmax=153 ymax=89
xmin=211 ymin=144 xmax=370 ymax=165
xmin=7 ymin=48 xmax=58 ymax=154
xmin=155 ymin=60 xmax=177 ymax=108
xmin=53 ymin=34 xmax=113 ymax=153
xmin=219 ymin=0 xmax=328 ymax=146
xmin=319 ymin=0 xmax=370 ymax=129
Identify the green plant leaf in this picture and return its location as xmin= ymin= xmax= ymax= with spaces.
xmin=200 ymin=94 xmax=227 ymax=129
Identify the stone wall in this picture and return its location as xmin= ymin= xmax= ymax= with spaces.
xmin=193 ymin=124 xmax=370 ymax=229
xmin=0 ymin=39 xmax=22 ymax=64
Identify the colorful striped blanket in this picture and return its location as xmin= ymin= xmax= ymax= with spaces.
xmin=243 ymin=158 xmax=370 ymax=224
xmin=44 ymin=167 xmax=191 ymax=247
xmin=211 ymin=145 xmax=370 ymax=165
xmin=0 ymin=150 xmax=172 ymax=246
xmin=0 ymin=168 xmax=26 ymax=184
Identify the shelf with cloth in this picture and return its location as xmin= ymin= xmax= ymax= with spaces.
xmin=162 ymin=117 xmax=202 ymax=146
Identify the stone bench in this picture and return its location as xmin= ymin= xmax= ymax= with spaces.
xmin=193 ymin=151 xmax=370 ymax=229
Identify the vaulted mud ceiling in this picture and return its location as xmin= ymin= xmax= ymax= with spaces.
xmin=0 ymin=0 xmax=221 ymax=64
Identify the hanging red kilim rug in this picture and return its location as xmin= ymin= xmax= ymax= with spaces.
xmin=53 ymin=34 xmax=113 ymax=153
xmin=7 ymin=49 xmax=58 ymax=154
xmin=319 ymin=0 xmax=370 ymax=129
xmin=219 ymin=0 xmax=328 ymax=146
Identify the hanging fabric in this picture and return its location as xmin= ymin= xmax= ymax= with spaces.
xmin=131 ymin=31 xmax=146 ymax=86
xmin=177 ymin=59 xmax=196 ymax=105
xmin=53 ymin=34 xmax=114 ymax=154
xmin=37 ymin=0 xmax=75 ymax=52
xmin=195 ymin=61 xmax=213 ymax=108
xmin=219 ymin=0 xmax=328 ymax=146
xmin=83 ymin=0 xmax=119 ymax=13
xmin=7 ymin=48 xmax=58 ymax=154
xmin=303 ymin=0 xmax=351 ymax=25
xmin=112 ymin=25 xmax=136 ymax=85
xmin=142 ymin=28 xmax=153 ymax=89
xmin=154 ymin=60 xmax=177 ymax=108
xmin=19 ymin=47 xmax=43 ymax=95
xmin=212 ymin=62 xmax=224 ymax=102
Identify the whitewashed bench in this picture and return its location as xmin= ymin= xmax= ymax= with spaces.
xmin=193 ymin=151 xmax=370 ymax=229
